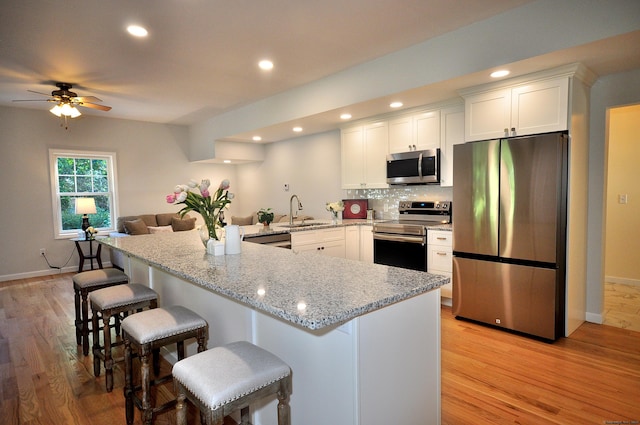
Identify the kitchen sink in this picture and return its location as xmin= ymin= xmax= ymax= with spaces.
xmin=280 ymin=222 xmax=318 ymax=228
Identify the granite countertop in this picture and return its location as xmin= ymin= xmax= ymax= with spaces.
xmin=100 ymin=231 xmax=448 ymax=331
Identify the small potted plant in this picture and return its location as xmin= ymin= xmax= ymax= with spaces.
xmin=257 ymin=208 xmax=275 ymax=228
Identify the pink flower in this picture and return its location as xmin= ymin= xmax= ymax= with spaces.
xmin=201 ymin=189 xmax=210 ymax=198
xmin=166 ymin=193 xmax=176 ymax=203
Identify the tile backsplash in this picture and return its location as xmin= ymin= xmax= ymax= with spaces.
xmin=344 ymin=186 xmax=453 ymax=220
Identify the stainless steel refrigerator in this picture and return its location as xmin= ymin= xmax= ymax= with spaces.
xmin=452 ymin=132 xmax=568 ymax=340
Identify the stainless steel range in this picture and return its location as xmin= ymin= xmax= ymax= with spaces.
xmin=373 ymin=201 xmax=451 ymax=271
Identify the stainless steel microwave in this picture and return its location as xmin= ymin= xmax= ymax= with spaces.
xmin=386 ymin=148 xmax=440 ymax=185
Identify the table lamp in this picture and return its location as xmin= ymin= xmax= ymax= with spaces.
xmin=75 ymin=198 xmax=97 ymax=235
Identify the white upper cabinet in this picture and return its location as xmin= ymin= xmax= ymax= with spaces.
xmin=388 ymin=109 xmax=440 ymax=153
xmin=439 ymin=105 xmax=465 ymax=187
xmin=341 ymin=122 xmax=388 ymax=189
xmin=463 ymin=76 xmax=569 ymax=142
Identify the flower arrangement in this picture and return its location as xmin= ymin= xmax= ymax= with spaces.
xmin=326 ymin=201 xmax=344 ymax=221
xmin=257 ymin=208 xmax=275 ymax=226
xmin=166 ymin=179 xmax=233 ymax=241
xmin=86 ymin=226 xmax=98 ymax=240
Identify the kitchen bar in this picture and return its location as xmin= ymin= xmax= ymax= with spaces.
xmin=100 ymin=231 xmax=448 ymax=425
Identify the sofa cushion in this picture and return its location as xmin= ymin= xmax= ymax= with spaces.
xmin=148 ymin=225 xmax=173 ymax=234
xmin=124 ymin=218 xmax=150 ymax=235
xmin=138 ymin=214 xmax=158 ymax=228
xmin=232 ymin=215 xmax=254 ymax=225
xmin=171 ymin=216 xmax=196 ymax=232
xmin=157 ymin=213 xmax=182 ymax=226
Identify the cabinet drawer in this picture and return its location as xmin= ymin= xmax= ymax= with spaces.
xmin=428 ymin=230 xmax=452 ymax=246
xmin=428 ymin=246 xmax=452 ymax=272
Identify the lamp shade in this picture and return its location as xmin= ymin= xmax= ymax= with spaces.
xmin=75 ymin=198 xmax=97 ymax=215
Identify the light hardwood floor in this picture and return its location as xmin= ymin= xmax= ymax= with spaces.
xmin=603 ymin=281 xmax=640 ymax=332
xmin=1 ymin=273 xmax=639 ymax=424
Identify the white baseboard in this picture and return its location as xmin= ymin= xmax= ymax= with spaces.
xmin=0 ymin=262 xmax=113 ymax=283
xmin=585 ymin=312 xmax=603 ymax=324
xmin=440 ymin=296 xmax=452 ymax=307
xmin=605 ymin=276 xmax=640 ymax=286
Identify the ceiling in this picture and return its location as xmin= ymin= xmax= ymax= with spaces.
xmin=1 ymin=0 xmax=639 ymax=143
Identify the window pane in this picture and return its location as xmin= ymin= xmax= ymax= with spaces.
xmin=58 ymin=158 xmax=74 ymax=175
xmin=76 ymin=159 xmax=91 ymax=175
xmin=93 ymin=195 xmax=112 ymax=228
xmin=92 ymin=159 xmax=107 ymax=176
xmin=59 ymin=176 xmax=76 ymax=193
xmin=94 ymin=176 xmax=109 ymax=192
xmin=61 ymin=196 xmax=82 ymax=230
xmin=77 ymin=176 xmax=92 ymax=192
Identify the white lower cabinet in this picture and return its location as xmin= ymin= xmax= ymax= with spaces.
xmin=427 ymin=230 xmax=453 ymax=301
xmin=345 ymin=225 xmax=374 ymax=263
xmin=291 ymin=227 xmax=346 ymax=258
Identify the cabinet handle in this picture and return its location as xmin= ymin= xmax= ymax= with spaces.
xmin=436 ymin=252 xmax=448 ymax=256
xmin=436 ymin=237 xmax=448 ymax=241
xmin=511 ymin=127 xmax=516 ymax=136
xmin=408 ymin=145 xmax=412 ymax=150
xmin=504 ymin=128 xmax=509 ymax=136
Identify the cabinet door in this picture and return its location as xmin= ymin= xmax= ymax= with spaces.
xmin=345 ymin=226 xmax=360 ymax=261
xmin=414 ymin=109 xmax=441 ymax=150
xmin=359 ymin=225 xmax=374 ymax=263
xmin=388 ymin=116 xmax=414 ymax=154
xmin=341 ymin=127 xmax=365 ymax=189
xmin=464 ymin=88 xmax=511 ymax=142
xmin=511 ymin=77 xmax=568 ymax=136
xmin=439 ymin=105 xmax=464 ymax=187
xmin=322 ymin=240 xmax=346 ymax=258
xmin=363 ymin=122 xmax=389 ymax=188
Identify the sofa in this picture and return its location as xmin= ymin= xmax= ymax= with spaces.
xmin=108 ymin=213 xmax=195 ymax=269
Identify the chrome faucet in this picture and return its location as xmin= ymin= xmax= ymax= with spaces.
xmin=289 ymin=194 xmax=303 ymax=225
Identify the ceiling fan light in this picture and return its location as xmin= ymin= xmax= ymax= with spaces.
xmin=69 ymin=106 xmax=82 ymax=118
xmin=50 ymin=104 xmax=63 ymax=117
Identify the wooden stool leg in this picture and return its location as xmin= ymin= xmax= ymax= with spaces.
xmin=277 ymin=378 xmax=292 ymax=425
xmin=240 ymin=406 xmax=250 ymax=425
xmin=81 ymin=289 xmax=90 ymax=356
xmin=92 ymin=307 xmax=101 ymax=377
xmin=141 ymin=349 xmax=153 ymax=425
xmin=124 ymin=339 xmax=135 ymax=425
xmin=74 ymin=288 xmax=82 ymax=345
xmin=176 ymin=390 xmax=187 ymax=425
xmin=103 ymin=311 xmax=114 ymax=392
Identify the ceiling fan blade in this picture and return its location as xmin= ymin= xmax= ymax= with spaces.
xmin=12 ymin=99 xmax=51 ymax=102
xmin=27 ymin=89 xmax=57 ymax=97
xmin=74 ymin=95 xmax=103 ymax=103
xmin=77 ymin=102 xmax=112 ymax=111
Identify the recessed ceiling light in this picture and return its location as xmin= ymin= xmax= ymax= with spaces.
xmin=340 ymin=113 xmax=352 ymax=120
xmin=127 ymin=25 xmax=148 ymax=37
xmin=293 ymin=126 xmax=303 ymax=132
xmin=490 ymin=70 xmax=510 ymax=78
xmin=252 ymin=135 xmax=262 ymax=141
xmin=223 ymin=160 xmax=231 ymax=164
xmin=259 ymin=60 xmax=274 ymax=70
xmin=390 ymin=101 xmax=403 ymax=108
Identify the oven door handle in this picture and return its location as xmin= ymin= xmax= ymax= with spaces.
xmin=373 ymin=233 xmax=426 ymax=245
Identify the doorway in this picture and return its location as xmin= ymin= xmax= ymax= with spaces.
xmin=603 ymin=103 xmax=640 ymax=332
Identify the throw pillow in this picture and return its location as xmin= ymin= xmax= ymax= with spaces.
xmin=124 ymin=219 xmax=150 ymax=235
xmin=148 ymin=226 xmax=173 ymax=234
xmin=171 ymin=216 xmax=196 ymax=232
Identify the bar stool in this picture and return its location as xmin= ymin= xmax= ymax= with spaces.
xmin=72 ymin=268 xmax=129 ymax=355
xmin=173 ymin=341 xmax=292 ymax=425
xmin=90 ymin=283 xmax=159 ymax=392
xmin=122 ymin=305 xmax=208 ymax=425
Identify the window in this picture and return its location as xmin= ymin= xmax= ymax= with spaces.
xmin=49 ymin=149 xmax=118 ymax=238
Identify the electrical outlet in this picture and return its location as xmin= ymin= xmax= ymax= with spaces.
xmin=618 ymin=194 xmax=628 ymax=204
xmin=40 ymin=248 xmax=46 ymax=256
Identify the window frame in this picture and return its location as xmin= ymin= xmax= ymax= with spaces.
xmin=49 ymin=149 xmax=119 ymax=239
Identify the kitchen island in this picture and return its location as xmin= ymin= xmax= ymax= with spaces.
xmin=100 ymin=230 xmax=447 ymax=425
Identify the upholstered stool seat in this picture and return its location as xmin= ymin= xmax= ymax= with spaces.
xmin=72 ymin=268 xmax=129 ymax=355
xmin=122 ymin=305 xmax=208 ymax=425
xmin=90 ymin=283 xmax=158 ymax=392
xmin=173 ymin=341 xmax=292 ymax=425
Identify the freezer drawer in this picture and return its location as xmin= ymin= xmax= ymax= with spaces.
xmin=452 ymin=256 xmax=561 ymax=340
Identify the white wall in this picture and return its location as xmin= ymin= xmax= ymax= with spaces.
xmin=586 ymin=68 xmax=640 ymax=322
xmin=0 ymin=106 xmax=236 ymax=280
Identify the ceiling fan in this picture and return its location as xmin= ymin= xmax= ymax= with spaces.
xmin=13 ymin=82 xmax=112 ymax=128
